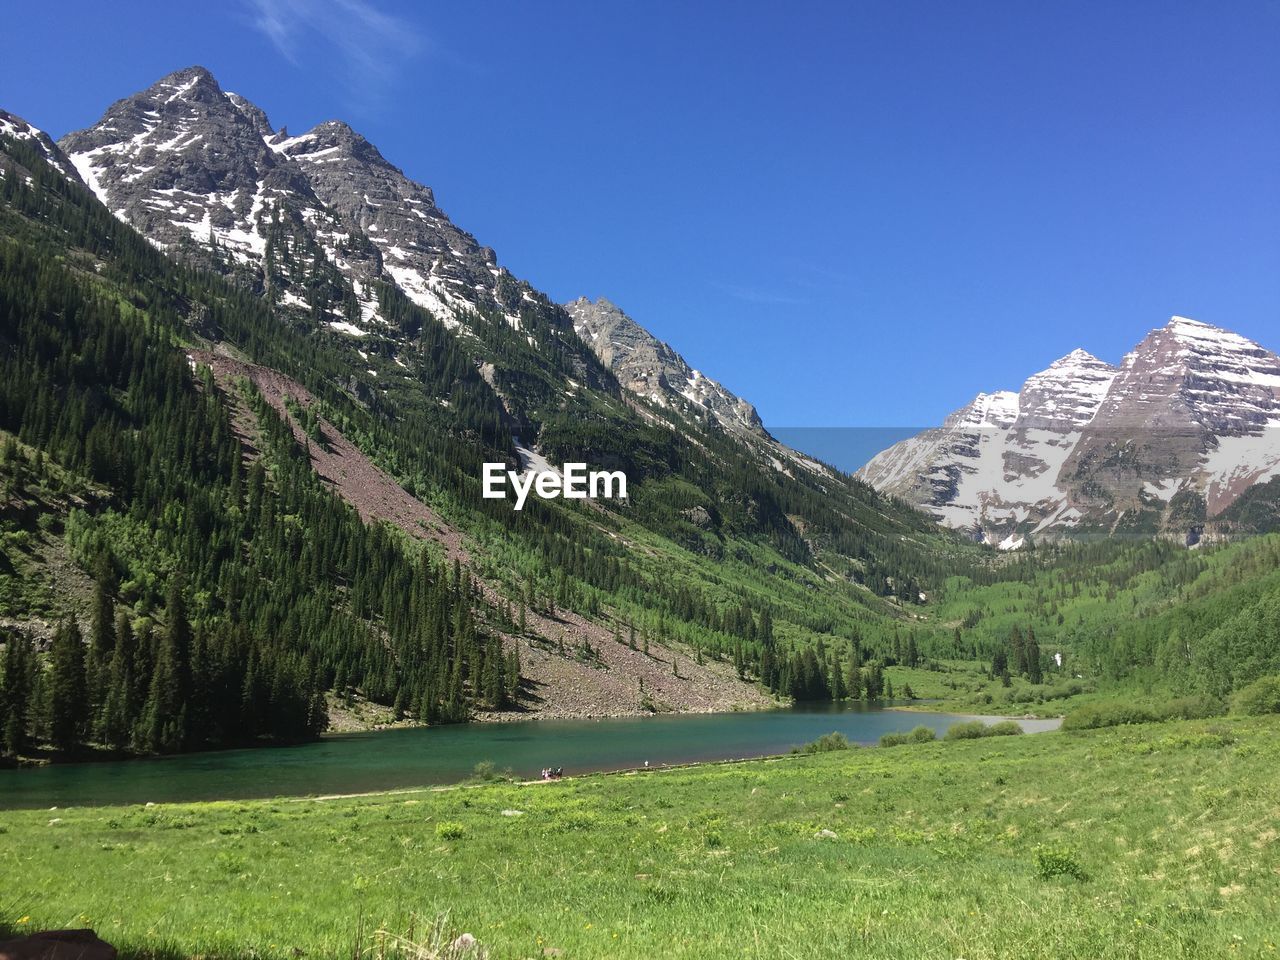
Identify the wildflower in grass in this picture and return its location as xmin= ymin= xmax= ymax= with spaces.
xmin=17 ymin=917 xmax=30 ymax=925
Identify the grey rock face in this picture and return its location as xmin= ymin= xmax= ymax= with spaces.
xmin=565 ymin=297 xmax=765 ymax=439
xmin=1063 ymin=317 xmax=1280 ymax=520
xmin=267 ymin=118 xmax=511 ymax=327
xmin=59 ymin=66 xmax=319 ymax=255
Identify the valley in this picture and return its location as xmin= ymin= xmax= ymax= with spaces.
xmin=0 ymin=23 xmax=1276 ymax=960
xmin=2 ymin=67 xmax=1280 ymax=760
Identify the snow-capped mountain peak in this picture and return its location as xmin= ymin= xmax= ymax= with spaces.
xmin=54 ymin=68 xmax=547 ymax=341
xmin=0 ymin=109 xmax=83 ymax=182
xmin=860 ymin=316 xmax=1280 ymax=544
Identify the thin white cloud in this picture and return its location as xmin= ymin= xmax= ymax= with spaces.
xmin=245 ymin=0 xmax=422 ymax=106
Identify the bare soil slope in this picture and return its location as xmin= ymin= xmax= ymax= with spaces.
xmin=191 ymin=350 xmax=772 ymax=720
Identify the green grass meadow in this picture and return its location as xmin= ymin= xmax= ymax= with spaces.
xmin=3 ymin=717 xmax=1278 ymax=959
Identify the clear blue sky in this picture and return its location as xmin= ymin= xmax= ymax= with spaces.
xmin=4 ymin=1 xmax=1278 ymax=428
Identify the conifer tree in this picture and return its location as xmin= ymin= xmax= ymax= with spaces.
xmin=47 ymin=619 xmax=88 ymax=751
xmin=505 ymin=646 xmax=521 ymax=705
xmin=1 ymin=631 xmax=36 ymax=755
xmin=1026 ymin=629 xmax=1043 ymax=684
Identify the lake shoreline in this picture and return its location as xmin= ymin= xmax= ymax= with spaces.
xmin=0 ymin=705 xmax=1063 ymax=810
xmin=4 ymin=700 xmax=1039 ymax=770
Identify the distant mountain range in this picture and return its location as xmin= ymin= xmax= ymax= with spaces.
xmin=859 ymin=317 xmax=1280 ymax=545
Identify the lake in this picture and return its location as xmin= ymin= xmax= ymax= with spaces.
xmin=0 ymin=703 xmax=1061 ymax=809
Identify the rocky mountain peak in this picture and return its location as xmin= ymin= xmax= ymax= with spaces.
xmin=1047 ymin=347 xmax=1106 ymax=369
xmin=32 ymin=67 xmax=826 ymax=485
xmin=0 ymin=109 xmax=81 ymax=182
xmin=1016 ymin=349 xmax=1118 ymax=433
xmin=270 ymin=119 xmax=411 ymax=190
xmin=861 ymin=316 xmax=1280 ymax=544
xmin=565 ymin=296 xmax=767 ymax=440
xmin=225 ymin=92 xmax=274 ymax=139
xmin=56 ymin=65 xmax=310 ymax=261
xmin=943 ymin=391 xmax=1020 ymax=430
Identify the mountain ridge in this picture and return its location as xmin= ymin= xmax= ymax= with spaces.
xmin=2 ymin=65 xmax=969 ymax=748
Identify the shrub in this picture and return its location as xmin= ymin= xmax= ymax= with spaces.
xmin=1158 ymin=696 xmax=1224 ymax=720
xmin=1232 ymin=675 xmax=1280 ymax=716
xmin=435 ymin=821 xmax=466 ymax=841
xmin=1034 ymin=844 xmax=1087 ymax=881
xmin=985 ymin=720 xmax=1024 ymax=737
xmin=1062 ymin=702 xmax=1158 ymax=730
xmin=943 ymin=720 xmax=989 ymax=740
xmin=943 ymin=720 xmax=1023 ymax=740
xmin=884 ymin=725 xmax=939 ymax=747
xmin=468 ymin=760 xmax=514 ymax=783
xmin=793 ymin=732 xmax=851 ymax=755
xmin=1063 ymin=696 xmax=1225 ymax=730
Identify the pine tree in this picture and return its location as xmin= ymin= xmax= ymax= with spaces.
xmin=864 ymin=661 xmax=884 ymax=700
xmin=47 ymin=619 xmax=88 ymax=751
xmin=830 ymin=656 xmax=846 ymax=701
xmin=905 ymin=634 xmax=920 ymax=668
xmin=1 ymin=631 xmax=36 ymax=755
xmin=141 ymin=598 xmax=193 ymax=752
xmin=505 ymin=646 xmax=521 ymax=705
xmin=1026 ymin=629 xmax=1043 ymax=684
xmin=1010 ymin=625 xmax=1027 ymax=676
xmin=844 ymin=653 xmax=863 ymax=700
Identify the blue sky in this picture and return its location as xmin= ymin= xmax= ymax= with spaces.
xmin=4 ymin=1 xmax=1278 ymax=431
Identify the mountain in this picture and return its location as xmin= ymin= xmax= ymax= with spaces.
xmin=565 ymin=297 xmax=765 ymax=439
xmin=47 ymin=66 xmax=934 ymax=570
xmin=564 ymin=297 xmax=827 ymax=477
xmin=1 ymin=66 xmax=976 ymax=760
xmin=860 ymin=317 xmax=1280 ymax=545
xmin=60 ymin=66 xmax=614 ymax=399
xmin=0 ymin=110 xmax=80 ymax=182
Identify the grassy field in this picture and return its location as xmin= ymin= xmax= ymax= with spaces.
xmin=2 ymin=718 xmax=1277 ymax=960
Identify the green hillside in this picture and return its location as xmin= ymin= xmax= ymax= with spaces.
xmin=0 ymin=130 xmax=969 ymax=760
xmin=3 ymin=126 xmax=1280 ymax=765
